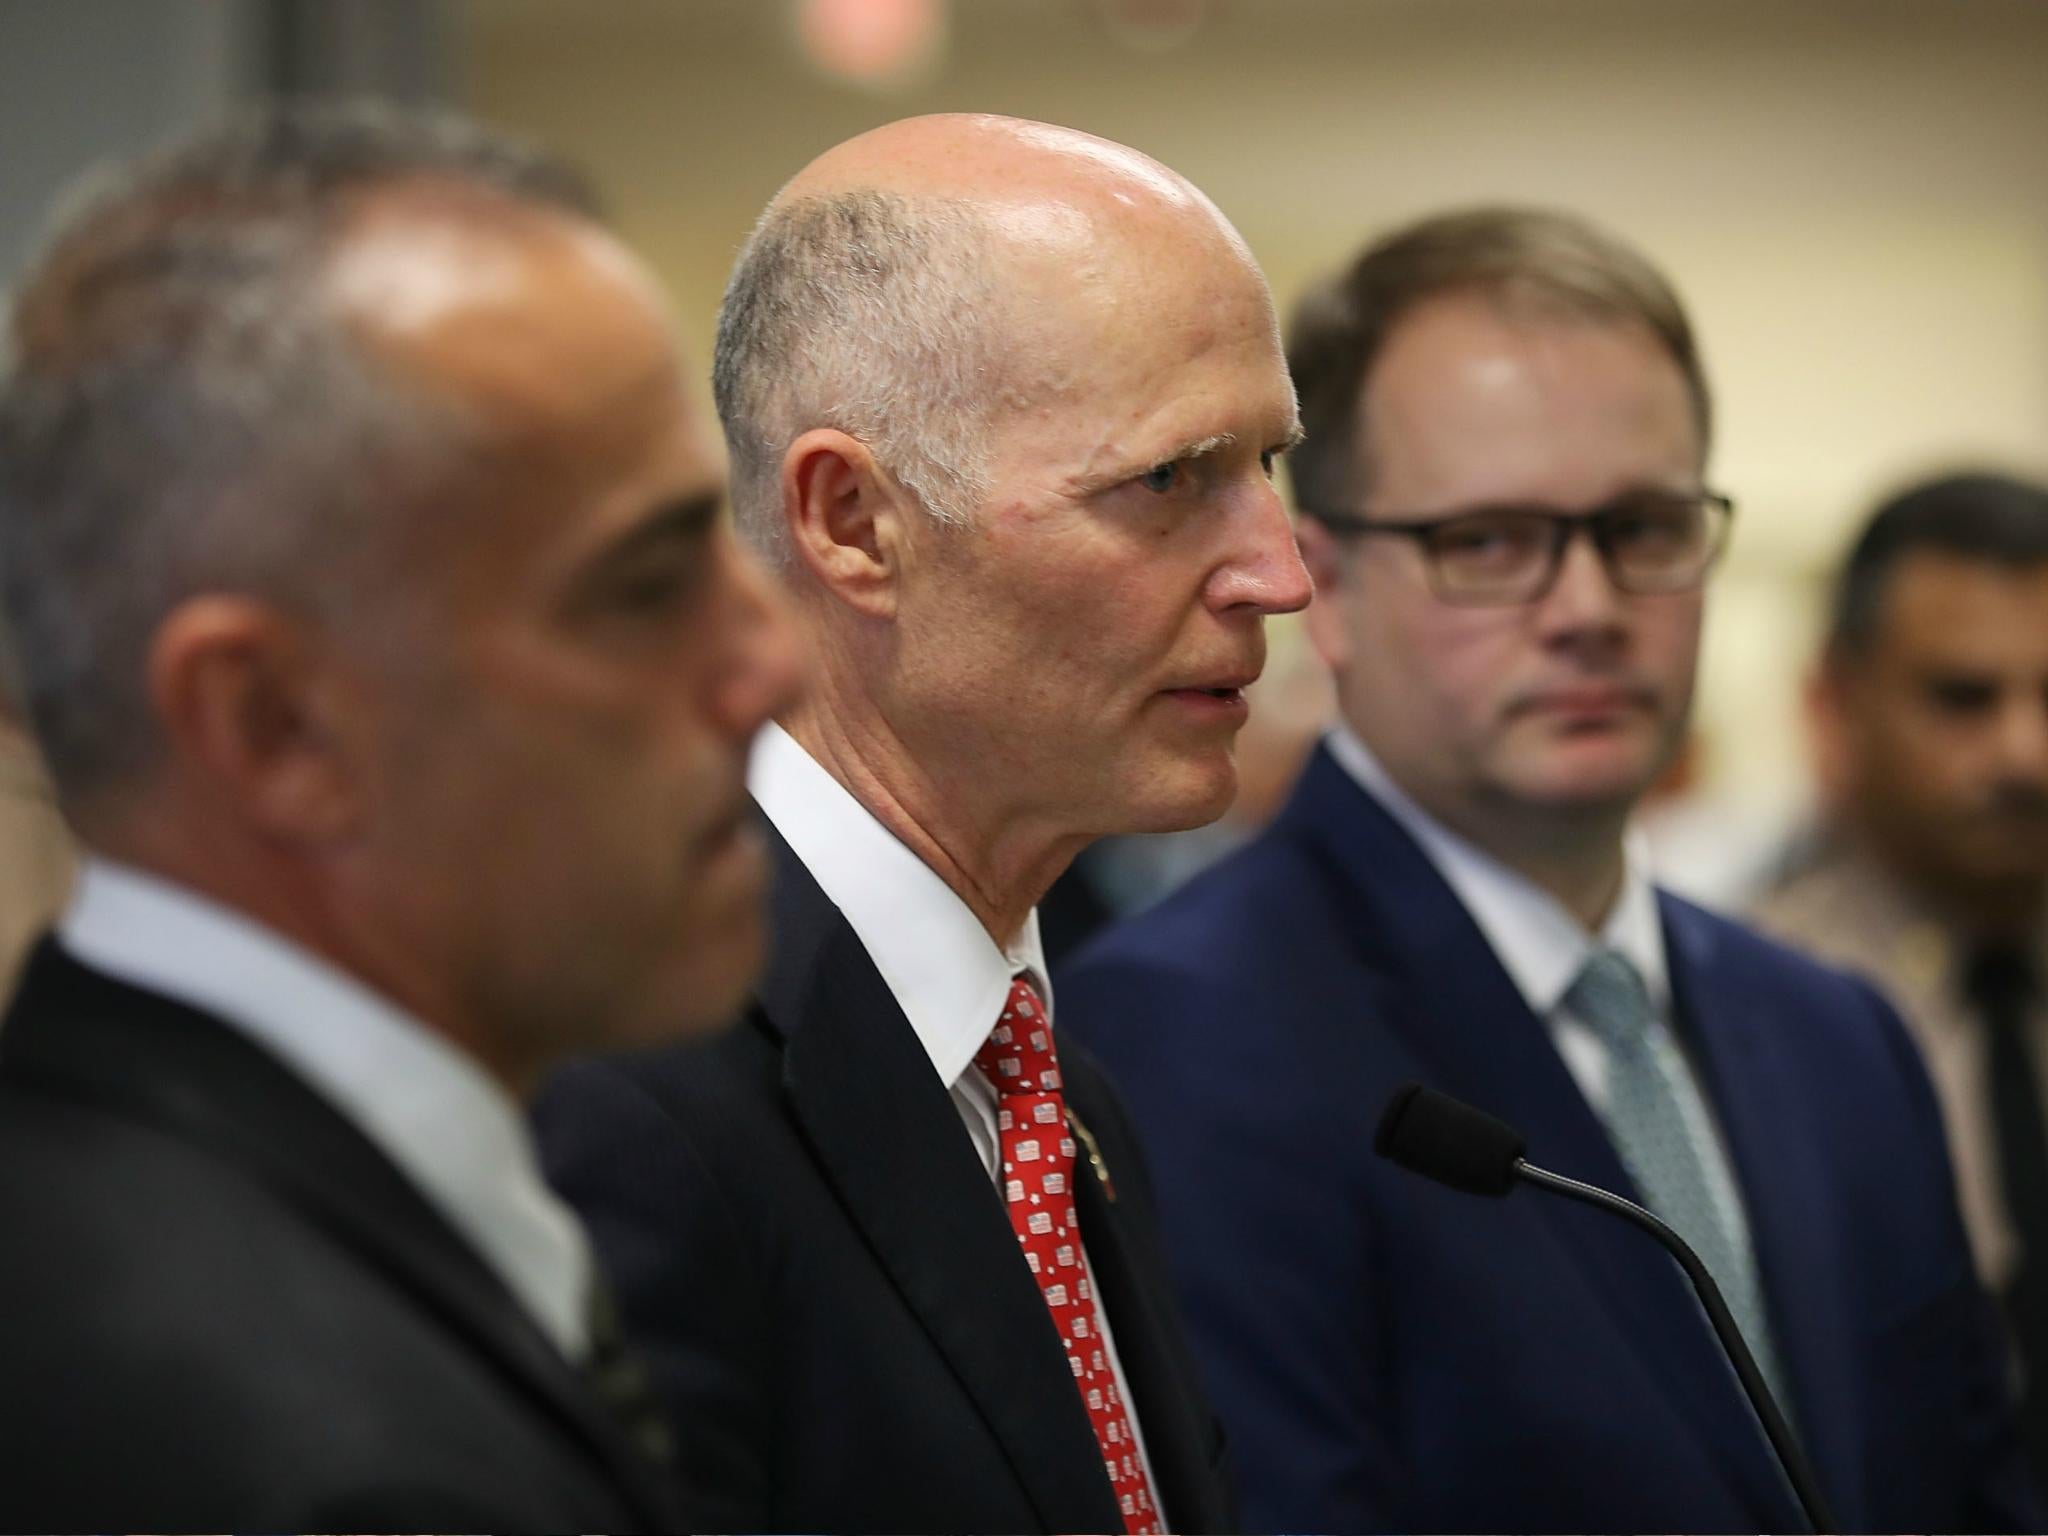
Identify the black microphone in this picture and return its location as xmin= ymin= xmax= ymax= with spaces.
xmin=1375 ymin=1082 xmax=1837 ymax=1536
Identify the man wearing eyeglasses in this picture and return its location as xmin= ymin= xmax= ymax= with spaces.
xmin=1057 ymin=207 xmax=2037 ymax=1534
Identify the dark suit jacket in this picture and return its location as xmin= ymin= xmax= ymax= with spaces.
xmin=0 ymin=940 xmax=679 ymax=1533
xmin=1057 ymin=743 xmax=2040 ymax=1534
xmin=533 ymin=823 xmax=1236 ymax=1535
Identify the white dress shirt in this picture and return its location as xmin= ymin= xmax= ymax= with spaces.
xmin=749 ymin=721 xmax=1164 ymax=1514
xmin=1325 ymin=723 xmax=1754 ymax=1252
xmin=58 ymin=858 xmax=595 ymax=1363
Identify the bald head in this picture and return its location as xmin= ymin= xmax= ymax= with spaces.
xmin=713 ymin=113 xmax=1268 ymax=563
xmin=778 ymin=113 xmax=1237 ymax=241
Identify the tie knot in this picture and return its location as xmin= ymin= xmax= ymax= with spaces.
xmin=1567 ymin=949 xmax=1657 ymax=1052
xmin=975 ymin=974 xmax=1062 ymax=1099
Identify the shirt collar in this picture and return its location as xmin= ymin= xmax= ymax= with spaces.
xmin=56 ymin=857 xmax=595 ymax=1362
xmin=749 ymin=721 xmax=1051 ymax=1089
xmin=1323 ymin=722 xmax=1670 ymax=1015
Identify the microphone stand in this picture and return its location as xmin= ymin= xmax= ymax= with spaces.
xmin=1515 ymin=1158 xmax=1838 ymax=1535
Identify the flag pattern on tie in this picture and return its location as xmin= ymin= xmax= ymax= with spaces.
xmin=976 ymin=974 xmax=1160 ymax=1536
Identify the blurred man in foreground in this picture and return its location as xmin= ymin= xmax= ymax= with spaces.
xmin=536 ymin=113 xmax=1311 ymax=1533
xmin=0 ymin=105 xmax=799 ymax=1528
xmin=1060 ymin=207 xmax=2036 ymax=1532
xmin=1756 ymin=471 xmax=2048 ymax=1485
xmin=0 ymin=708 xmax=72 ymax=996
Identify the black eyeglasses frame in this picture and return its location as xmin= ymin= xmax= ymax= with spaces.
xmin=1298 ymin=490 xmax=1736 ymax=606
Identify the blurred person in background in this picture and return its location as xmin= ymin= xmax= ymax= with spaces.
xmin=1059 ymin=206 xmax=2035 ymax=1533
xmin=1754 ymin=471 xmax=2048 ymax=1487
xmin=0 ymin=103 xmax=799 ymax=1528
xmin=536 ymin=112 xmax=1310 ymax=1535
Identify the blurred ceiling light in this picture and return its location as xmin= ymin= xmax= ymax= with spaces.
xmin=1089 ymin=0 xmax=1214 ymax=52
xmin=796 ymin=0 xmax=948 ymax=90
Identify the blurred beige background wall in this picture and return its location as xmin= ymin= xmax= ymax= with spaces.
xmin=461 ymin=0 xmax=2048 ymax=852
xmin=0 ymin=0 xmax=2034 ymax=940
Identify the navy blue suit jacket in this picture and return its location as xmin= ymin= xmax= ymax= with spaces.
xmin=1058 ymin=742 xmax=2037 ymax=1533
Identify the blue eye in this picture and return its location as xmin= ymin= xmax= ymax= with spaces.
xmin=1140 ymin=462 xmax=1182 ymax=494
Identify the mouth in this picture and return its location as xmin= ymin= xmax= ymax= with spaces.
xmin=1514 ymin=684 xmax=1654 ymax=719
xmin=1157 ymin=682 xmax=1253 ymax=723
xmin=1163 ymin=662 xmax=1262 ymax=698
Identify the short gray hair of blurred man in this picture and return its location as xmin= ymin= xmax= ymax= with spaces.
xmin=0 ymin=102 xmax=800 ymax=1529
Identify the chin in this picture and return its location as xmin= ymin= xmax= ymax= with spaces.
xmin=689 ymin=919 xmax=770 ymax=1033
xmin=626 ymin=911 xmax=768 ymax=1046
xmin=1112 ymin=754 xmax=1241 ymax=835
xmin=1512 ymin=767 xmax=1657 ymax=819
xmin=1519 ymin=730 xmax=1670 ymax=805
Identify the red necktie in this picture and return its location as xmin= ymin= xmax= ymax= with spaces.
xmin=975 ymin=974 xmax=1161 ymax=1536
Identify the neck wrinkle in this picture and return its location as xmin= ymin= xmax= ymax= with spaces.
xmin=779 ymin=691 xmax=1074 ymax=948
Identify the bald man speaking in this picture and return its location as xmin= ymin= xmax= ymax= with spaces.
xmin=534 ymin=115 xmax=1310 ymax=1533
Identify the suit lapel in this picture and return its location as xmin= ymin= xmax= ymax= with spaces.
xmin=0 ymin=942 xmax=680 ymax=1532
xmin=757 ymin=828 xmax=1122 ymax=1534
xmin=1064 ymin=1076 xmax=1228 ymax=1534
xmin=1278 ymin=747 xmax=1800 ymax=1527
xmin=1663 ymin=897 xmax=1868 ymax=1528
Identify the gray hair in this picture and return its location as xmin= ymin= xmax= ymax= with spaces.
xmin=0 ymin=101 xmax=600 ymax=803
xmin=713 ymin=190 xmax=1010 ymax=564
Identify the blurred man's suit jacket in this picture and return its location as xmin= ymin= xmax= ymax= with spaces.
xmin=1058 ymin=740 xmax=2038 ymax=1534
xmin=534 ymin=822 xmax=1237 ymax=1534
xmin=0 ymin=941 xmax=680 ymax=1531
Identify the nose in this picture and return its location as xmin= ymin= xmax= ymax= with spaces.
xmin=711 ymin=538 xmax=807 ymax=740
xmin=1533 ymin=526 xmax=1626 ymax=639
xmin=1207 ymin=480 xmax=1314 ymax=618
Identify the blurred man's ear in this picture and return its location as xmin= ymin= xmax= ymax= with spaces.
xmin=146 ymin=597 xmax=367 ymax=843
xmin=1802 ymin=648 xmax=1859 ymax=819
xmin=781 ymin=428 xmax=914 ymax=620
xmin=1296 ymin=517 xmax=1353 ymax=671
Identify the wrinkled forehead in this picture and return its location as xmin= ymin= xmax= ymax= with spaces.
xmin=971 ymin=189 xmax=1279 ymax=405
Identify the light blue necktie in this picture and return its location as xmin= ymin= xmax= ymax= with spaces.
xmin=1567 ymin=949 xmax=1796 ymax=1420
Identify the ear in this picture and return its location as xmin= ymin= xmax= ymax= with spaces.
xmin=1295 ymin=517 xmax=1353 ymax=671
xmin=1803 ymin=646 xmax=1858 ymax=813
xmin=146 ymin=596 xmax=366 ymax=845
xmin=780 ymin=428 xmax=913 ymax=619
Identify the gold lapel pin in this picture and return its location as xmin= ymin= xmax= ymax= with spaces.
xmin=1065 ymin=1106 xmax=1116 ymax=1203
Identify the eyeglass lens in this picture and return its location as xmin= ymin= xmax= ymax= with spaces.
xmin=1426 ymin=495 xmax=1720 ymax=600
